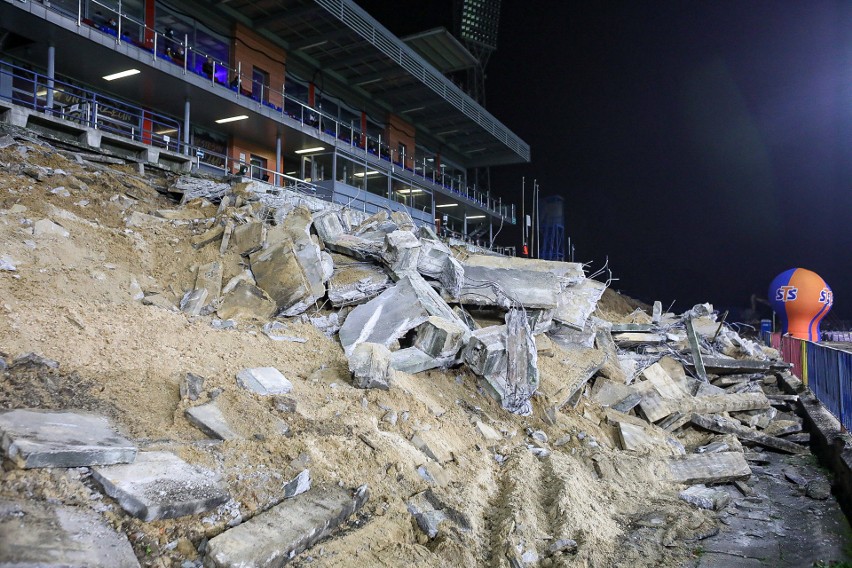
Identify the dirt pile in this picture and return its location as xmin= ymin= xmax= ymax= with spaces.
xmin=0 ymin=125 xmax=802 ymax=567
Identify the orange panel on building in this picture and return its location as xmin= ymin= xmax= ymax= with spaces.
xmin=385 ymin=113 xmax=416 ymax=169
xmin=231 ymin=22 xmax=286 ymax=109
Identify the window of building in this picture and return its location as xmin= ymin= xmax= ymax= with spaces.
xmin=252 ymin=67 xmax=270 ymax=102
xmin=250 ymin=154 xmax=268 ymax=181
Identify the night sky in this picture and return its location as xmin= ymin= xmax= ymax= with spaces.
xmin=359 ymin=1 xmax=852 ymax=322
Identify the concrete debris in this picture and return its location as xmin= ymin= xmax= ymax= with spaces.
xmin=204 ymin=485 xmax=369 ymax=568
xmin=348 ymin=342 xmax=394 ymax=390
xmin=679 ymin=485 xmax=731 ymax=510
xmin=250 ymin=239 xmax=324 ymax=317
xmin=181 ymin=372 xmax=205 ymax=401
xmin=411 ymin=431 xmax=454 ymax=463
xmin=327 ymin=260 xmax=390 ymax=307
xmin=32 ymin=218 xmax=69 ymax=238
xmin=0 ymin=409 xmax=137 ymax=469
xmin=0 ymin=255 xmax=17 ymax=271
xmin=262 ymin=321 xmax=307 ymax=343
xmin=92 ymin=451 xmax=230 ymax=521
xmin=459 ymin=259 xmax=561 ymax=309
xmin=283 ymin=469 xmax=312 ymax=499
xmin=554 ymin=277 xmax=607 ymax=330
xmin=302 ymin=312 xmax=340 ymax=336
xmin=230 ymin=220 xmax=264 ymax=256
xmin=382 ymin=229 xmax=421 ymax=276
xmin=502 ymin=308 xmax=539 ymax=415
xmin=414 ymin=316 xmax=467 ymax=361
xmin=9 ymin=352 xmax=60 ymax=369
xmin=0 ymin=499 xmax=140 ymax=567
xmin=668 ymin=452 xmax=752 ymax=484
xmin=180 ymin=288 xmax=209 ymax=316
xmin=390 ymin=346 xmax=441 ymax=374
xmin=190 ymin=224 xmax=225 ymax=249
xmin=185 ymin=402 xmax=238 ymax=440
xmin=236 ymin=367 xmax=292 ymax=396
xmin=407 ymin=489 xmax=470 ymax=539
xmin=216 ymin=280 xmax=277 ymax=321
xmin=172 ymin=176 xmax=230 ymax=202
xmin=690 ymin=414 xmax=808 ymax=455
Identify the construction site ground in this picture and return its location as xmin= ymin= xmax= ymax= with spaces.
xmin=1 ymin=126 xmax=851 ymax=568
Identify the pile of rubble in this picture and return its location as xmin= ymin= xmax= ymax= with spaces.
xmin=168 ymin=181 xmax=606 ymax=416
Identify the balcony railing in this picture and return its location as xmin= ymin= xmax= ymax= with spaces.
xmin=16 ymin=0 xmax=515 ymax=223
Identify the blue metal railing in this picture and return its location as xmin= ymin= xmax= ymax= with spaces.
xmin=0 ymin=60 xmax=181 ymax=152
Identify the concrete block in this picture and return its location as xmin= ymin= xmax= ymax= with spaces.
xmin=679 ymin=484 xmax=731 ymax=510
xmin=382 ymin=229 xmax=421 ymax=276
xmin=0 ymin=409 xmax=137 ymax=469
xmin=236 ymin=367 xmax=292 ymax=396
xmin=216 ymin=280 xmax=277 ymax=321
xmin=250 ymin=230 xmax=325 ymax=316
xmin=185 ymin=402 xmax=238 ymax=440
xmin=554 ymin=278 xmax=607 ymax=330
xmin=503 ymin=308 xmax=539 ymax=415
xmin=414 ymin=316 xmax=466 ymax=360
xmin=92 ymin=451 xmax=230 ymax=521
xmin=348 ymin=343 xmax=394 ymax=390
xmin=0 ymin=499 xmax=139 ymax=567
xmin=181 ymin=372 xmax=205 ymax=401
xmin=459 ymin=264 xmax=560 ymax=309
xmin=32 ymin=218 xmax=69 ymax=238
xmin=283 ymin=469 xmax=311 ymax=499
xmin=180 ymin=288 xmax=209 ymax=316
xmin=312 ymin=210 xmax=345 ymax=243
xmin=195 ymin=261 xmax=223 ymax=305
xmin=231 ymin=221 xmax=264 ymax=256
xmin=411 ymin=431 xmax=454 ymax=463
xmin=390 ymin=347 xmax=441 ymax=374
xmin=328 ymin=261 xmax=390 ymax=307
xmin=463 ymin=325 xmax=507 ymax=378
xmin=204 ymin=485 xmax=369 ymax=568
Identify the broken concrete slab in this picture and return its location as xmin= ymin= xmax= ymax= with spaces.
xmin=390 ymin=347 xmax=441 ymax=374
xmin=195 ymin=261 xmax=223 ymax=306
xmin=191 ymin=224 xmax=225 ymax=249
xmin=32 ymin=218 xmax=70 ymax=238
xmin=502 ymin=308 xmax=539 ymax=415
xmin=406 ymin=489 xmax=470 ymax=539
xmin=698 ymin=357 xmax=780 ymax=374
xmin=668 ymin=452 xmax=751 ymax=484
xmin=653 ymin=393 xmax=771 ymax=423
xmin=172 ymin=176 xmax=230 ymax=202
xmin=236 ymin=367 xmax=292 ymax=396
xmin=0 ymin=409 xmax=137 ymax=469
xmin=0 ymin=499 xmax=139 ymax=567
xmin=411 ymin=431 xmax=455 ymax=463
xmin=250 ymin=237 xmax=325 ymax=316
xmin=382 ymin=229 xmax=421 ymax=276
xmin=591 ymin=379 xmax=638 ymax=409
xmin=338 ymin=274 xmax=469 ymax=354
xmin=679 ymin=485 xmax=731 ymax=510
xmin=685 ymin=318 xmax=709 ymax=382
xmin=554 ymin=278 xmax=607 ymax=330
xmin=230 ymin=220 xmax=264 ymax=256
xmin=690 ymin=414 xmax=807 ymax=454
xmin=459 ymin=262 xmax=561 ymax=309
xmin=348 ymin=342 xmax=394 ymax=390
xmin=417 ymin=237 xmax=464 ymax=299
xmin=541 ymin=344 xmax=607 ymax=410
xmin=612 ymin=332 xmax=668 ymax=347
xmin=327 ymin=259 xmax=390 ymax=307
xmin=283 ymin=469 xmax=312 ymax=499
xmin=463 ymin=325 xmax=507 ymax=378
xmin=185 ymin=402 xmax=238 ymax=440
xmin=216 ymin=280 xmax=277 ymax=321
xmin=91 ymin=451 xmax=230 ymax=521
xmin=312 ymin=210 xmax=345 ymax=243
xmin=414 ymin=316 xmax=466 ymax=361
xmin=204 ymin=485 xmax=369 ymax=568
xmin=181 ymin=372 xmax=205 ymax=401
xmin=180 ymin=288 xmax=209 ymax=316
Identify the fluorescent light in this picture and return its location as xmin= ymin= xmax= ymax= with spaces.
xmin=435 ymin=203 xmax=458 ymax=208
xmin=295 ymin=146 xmax=325 ymax=154
xmin=285 ymin=171 xmax=297 ymax=175
xmin=36 ymin=89 xmax=47 ymax=97
xmin=356 ymin=77 xmax=382 ymax=86
xmin=396 ymin=188 xmax=423 ymax=194
xmin=156 ymin=128 xmax=178 ymax=135
xmin=354 ymin=170 xmax=380 ymax=177
xmin=103 ymin=69 xmax=140 ymax=81
xmin=299 ymin=40 xmax=328 ymax=50
xmin=437 ymin=129 xmax=459 ymax=136
xmin=465 ymin=215 xmax=485 ymax=220
xmin=215 ymin=115 xmax=249 ymax=124
xmin=402 ymin=106 xmax=425 ymax=114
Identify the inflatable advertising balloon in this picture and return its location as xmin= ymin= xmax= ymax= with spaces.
xmin=768 ymin=268 xmax=833 ymax=341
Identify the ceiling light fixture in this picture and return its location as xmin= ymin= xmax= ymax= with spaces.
xmin=354 ymin=170 xmax=380 ymax=177
xmin=102 ymin=69 xmax=141 ymax=81
xmin=295 ymin=146 xmax=325 ymax=154
xmin=435 ymin=203 xmax=458 ymax=208
xmin=465 ymin=214 xmax=485 ymax=220
xmin=215 ymin=114 xmax=249 ymax=124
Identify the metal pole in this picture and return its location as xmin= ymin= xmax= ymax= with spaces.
xmin=183 ymin=34 xmax=188 ymax=74
xmin=117 ymin=0 xmax=122 ymax=41
xmin=46 ymin=43 xmax=55 ymax=111
xmin=275 ymin=134 xmax=282 ymax=187
xmin=522 ymin=177 xmax=525 ymax=252
xmin=183 ymin=98 xmax=190 ymax=156
xmin=77 ymin=0 xmax=81 ymax=26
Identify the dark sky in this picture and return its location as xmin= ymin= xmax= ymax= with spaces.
xmin=359 ymin=1 xmax=852 ymax=321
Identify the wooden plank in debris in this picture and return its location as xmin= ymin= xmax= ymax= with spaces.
xmin=658 ymin=392 xmax=770 ymax=420
xmin=640 ymin=363 xmax=689 ymax=400
xmin=610 ymin=323 xmax=656 ymax=333
xmin=690 ymin=414 xmax=808 ymax=455
xmin=668 ymin=452 xmax=751 ymax=484
xmin=685 ymin=318 xmax=708 ymax=382
xmin=698 ymin=357 xmax=783 ymax=374
xmin=612 ymin=333 xmax=667 ymax=347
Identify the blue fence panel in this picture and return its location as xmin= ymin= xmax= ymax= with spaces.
xmin=839 ymin=350 xmax=852 ymax=432
xmin=807 ymin=344 xmax=840 ymax=424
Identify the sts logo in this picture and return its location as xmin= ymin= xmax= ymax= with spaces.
xmin=775 ymin=286 xmax=798 ymax=302
xmin=819 ymin=288 xmax=834 ymax=305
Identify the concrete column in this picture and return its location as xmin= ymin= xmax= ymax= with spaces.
xmin=46 ymin=44 xmax=55 ymax=111
xmin=275 ymin=134 xmax=282 ymax=186
xmin=183 ymin=98 xmax=190 ymax=155
xmin=489 ymin=222 xmax=493 ymax=245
